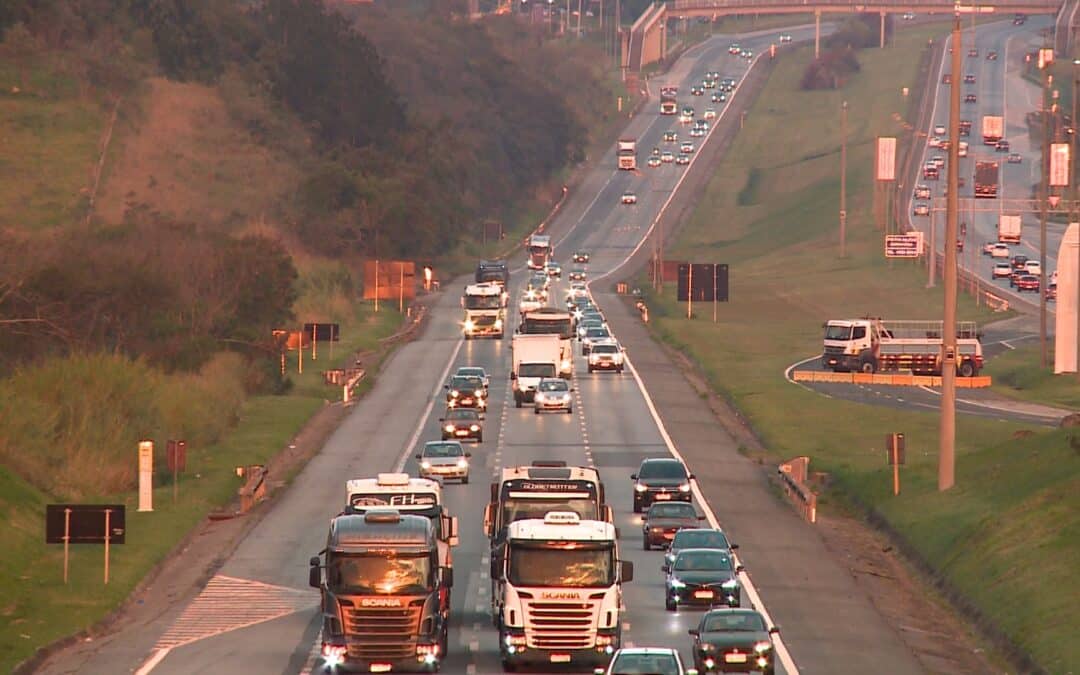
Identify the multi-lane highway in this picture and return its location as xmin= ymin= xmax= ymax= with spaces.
xmin=906 ymin=15 xmax=1067 ymax=307
xmin=42 ymin=26 xmax=946 ymax=675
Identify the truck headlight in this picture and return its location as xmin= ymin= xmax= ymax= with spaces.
xmin=322 ymin=643 xmax=347 ymax=667
xmin=444 ymin=424 xmax=455 ymax=432
xmin=494 ymin=319 xmax=503 ymax=329
xmin=449 ymin=390 xmax=459 ymax=398
xmin=561 ymin=359 xmax=571 ymax=370
xmin=504 ymin=634 xmax=527 ymax=647
xmin=634 ymin=484 xmax=647 ymax=492
xmin=464 ymin=320 xmax=475 ymax=332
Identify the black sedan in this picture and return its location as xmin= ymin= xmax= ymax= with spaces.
xmin=573 ymin=251 xmax=590 ymax=264
xmin=663 ymin=528 xmax=738 ymax=573
xmin=689 ymin=608 xmax=779 ymax=674
xmin=440 ymin=408 xmax=483 ymax=442
xmin=445 ymin=375 xmax=487 ymax=409
xmin=569 ymin=267 xmax=587 ymax=282
xmin=632 ymin=457 xmax=693 ymax=512
xmin=642 ymin=502 xmax=704 ymax=550
xmin=664 ymin=548 xmax=743 ymax=611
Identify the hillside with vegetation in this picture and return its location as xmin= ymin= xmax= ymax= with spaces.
xmin=0 ymin=1 xmax=632 ymax=668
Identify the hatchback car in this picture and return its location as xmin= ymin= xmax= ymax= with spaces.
xmin=968 ymin=48 xmax=978 ymax=57
xmin=663 ymin=528 xmax=738 ymax=573
xmin=915 ymin=185 xmax=931 ymax=200
xmin=996 ymin=140 xmax=1010 ymax=152
xmin=453 ymin=366 xmax=490 ymax=390
xmin=913 ymin=204 xmax=929 ymax=216
xmin=593 ymin=647 xmax=696 ymax=675
xmin=621 ymin=191 xmax=637 ymax=205
xmin=991 ymin=243 xmax=1010 ymax=258
xmin=992 ymin=262 xmax=1012 ymax=279
xmin=675 ymin=154 xmax=691 ymax=166
xmin=415 ymin=441 xmax=471 ymax=483
xmin=534 ymin=377 xmax=573 ymax=415
xmin=664 ymin=548 xmax=742 ymax=611
xmin=934 ymin=124 xmax=946 ymax=136
xmin=647 ymin=155 xmax=662 ymax=168
xmin=587 ymin=340 xmax=625 ymax=373
xmin=688 ymin=609 xmax=779 ymax=675
xmin=662 ymin=151 xmax=675 ymax=163
xmin=569 ymin=267 xmax=587 ymax=282
xmin=680 ymin=142 xmax=695 ymax=154
xmin=573 ymin=251 xmax=591 ymax=264
xmin=643 ymin=502 xmax=704 ymax=550
xmin=663 ymin=130 xmax=678 ymax=143
xmin=703 ymin=108 xmax=717 ymax=120
xmin=440 ymin=408 xmax=483 ymax=442
xmin=632 ymin=457 xmax=694 ymax=512
xmin=445 ymin=375 xmax=486 ymax=409
xmin=581 ymin=325 xmax=613 ymax=355
xmin=1008 ymin=153 xmax=1022 ymax=164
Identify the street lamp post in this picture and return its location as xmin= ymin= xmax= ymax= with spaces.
xmin=1038 ymin=64 xmax=1053 ymax=367
xmin=840 ymin=101 xmax=848 ymax=257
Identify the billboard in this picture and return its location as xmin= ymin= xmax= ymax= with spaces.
xmin=363 ymin=260 xmax=417 ymax=301
xmin=1054 ymin=223 xmax=1078 ymax=373
xmin=676 ymin=263 xmax=729 ymax=302
xmin=303 ymin=323 xmax=341 ymax=342
xmin=885 ymin=233 xmax=923 ymax=258
xmin=1050 ymin=143 xmax=1070 ymax=187
xmin=875 ymin=137 xmax=897 ymax=181
xmin=46 ymin=505 xmax=126 ymax=545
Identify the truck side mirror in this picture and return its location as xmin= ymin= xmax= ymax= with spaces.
xmin=509 ymin=372 xmax=517 ymax=380
xmin=620 ymin=560 xmax=634 ymax=583
xmin=769 ymin=626 xmax=780 ymax=635
xmin=308 ymin=557 xmax=321 ymax=588
xmin=441 ymin=567 xmax=454 ymax=589
xmin=630 ymin=473 xmax=638 ymax=480
xmin=448 ymin=516 xmax=459 ymax=540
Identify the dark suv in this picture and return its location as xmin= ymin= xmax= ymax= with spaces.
xmin=631 ymin=458 xmax=694 ymax=513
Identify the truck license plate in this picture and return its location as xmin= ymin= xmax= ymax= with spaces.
xmin=725 ymin=653 xmax=748 ymax=664
xmin=550 ymin=654 xmax=572 ymax=663
xmin=370 ymin=665 xmax=392 ymax=673
xmin=694 ymin=590 xmax=714 ymax=599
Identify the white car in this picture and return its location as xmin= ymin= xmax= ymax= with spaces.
xmin=647 ymin=155 xmax=662 ymax=168
xmin=913 ymin=204 xmax=930 ymax=216
xmin=680 ymin=142 xmax=694 ymax=153
xmin=587 ymin=339 xmax=625 ymax=373
xmin=991 ymin=243 xmax=1010 ymax=258
xmin=779 ymin=33 xmax=793 ymax=43
xmin=534 ymin=377 xmax=573 ymax=414
xmin=581 ymin=325 xmax=613 ymax=354
xmin=1024 ymin=260 xmax=1042 ymax=276
xmin=934 ymin=124 xmax=947 ymax=136
xmin=703 ymin=108 xmax=717 ymax=119
xmin=928 ymin=136 xmax=943 ymax=148
xmin=931 ymin=155 xmax=946 ymax=169
xmin=621 ymin=191 xmax=637 ymax=205
xmin=992 ymin=262 xmax=1012 ymax=279
xmin=594 ymin=648 xmax=697 ymax=675
xmin=915 ymin=185 xmax=931 ymax=200
xmin=415 ymin=441 xmax=471 ymax=483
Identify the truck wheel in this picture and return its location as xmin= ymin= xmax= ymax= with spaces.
xmin=859 ymin=359 xmax=877 ymax=374
xmin=958 ymin=361 xmax=976 ymax=377
xmin=462 ymin=475 xmax=469 ymax=484
xmin=515 ymin=397 xmax=522 ymax=409
xmin=643 ymin=538 xmax=651 ymax=551
xmin=665 ymin=596 xmax=677 ymax=612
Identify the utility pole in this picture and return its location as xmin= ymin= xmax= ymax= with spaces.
xmin=1074 ymin=63 xmax=1080 ymax=383
xmin=939 ymin=16 xmax=962 ymax=492
xmin=1039 ymin=70 xmax=1051 ymax=368
xmin=840 ymin=101 xmax=848 ymax=257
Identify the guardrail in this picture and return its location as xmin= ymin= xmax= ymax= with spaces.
xmin=791 ymin=370 xmax=993 ymax=387
xmin=778 ymin=456 xmax=817 ymax=524
xmin=236 ymin=464 xmax=267 ymax=514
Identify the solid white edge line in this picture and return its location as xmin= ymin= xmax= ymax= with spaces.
xmin=133 ymin=648 xmax=171 ymax=675
xmin=622 ymin=353 xmax=800 ymax=675
xmin=783 ymin=354 xmax=822 ymax=393
xmin=395 ymin=335 xmax=466 ymax=471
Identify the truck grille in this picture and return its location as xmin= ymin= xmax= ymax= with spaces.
xmin=524 ymin=600 xmax=597 ymax=649
xmin=343 ymin=603 xmax=421 ymax=661
xmin=823 ymin=346 xmax=845 ymax=355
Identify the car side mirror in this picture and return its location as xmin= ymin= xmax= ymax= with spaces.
xmin=688 ymin=473 xmax=696 ymax=480
xmin=570 ymin=388 xmax=576 ymax=392
xmin=308 ymin=557 xmax=321 ymax=588
xmin=769 ymin=626 xmax=780 ymax=635
xmin=443 ymin=384 xmax=449 ymax=389
xmin=620 ymin=560 xmax=634 ymax=583
xmin=510 ymin=372 xmax=517 ymax=380
xmin=630 ymin=473 xmax=638 ymax=480
xmin=688 ymin=628 xmax=699 ymax=637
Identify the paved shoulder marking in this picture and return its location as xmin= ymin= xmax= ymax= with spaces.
xmin=153 ymin=575 xmax=317 ymax=650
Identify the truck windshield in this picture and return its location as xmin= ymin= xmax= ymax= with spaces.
xmin=521 ymin=317 xmax=573 ymax=339
xmin=507 ymin=542 xmax=615 ymax=587
xmin=502 ymin=496 xmax=599 ymax=527
xmin=824 ymin=324 xmax=852 ymax=340
xmin=518 ymin=363 xmax=557 ymax=378
xmin=477 ymin=270 xmax=506 ymax=284
xmin=328 ymin=553 xmax=433 ymax=594
xmin=465 ymin=295 xmax=502 ymax=309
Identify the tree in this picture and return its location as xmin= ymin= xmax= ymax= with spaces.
xmin=0 ymin=22 xmax=41 ymax=90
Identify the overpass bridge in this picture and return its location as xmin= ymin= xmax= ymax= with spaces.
xmin=625 ymin=0 xmax=1066 ymax=71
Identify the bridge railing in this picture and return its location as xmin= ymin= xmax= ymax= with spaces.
xmin=672 ymin=0 xmax=1059 ymax=8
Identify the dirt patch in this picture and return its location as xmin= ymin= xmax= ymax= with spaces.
xmin=94 ymin=78 xmax=298 ymax=228
xmin=633 ymin=300 xmax=1005 ymax=675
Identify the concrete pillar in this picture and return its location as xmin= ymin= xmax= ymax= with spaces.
xmin=880 ymin=12 xmax=886 ymax=48
xmin=815 ymin=10 xmax=821 ymax=59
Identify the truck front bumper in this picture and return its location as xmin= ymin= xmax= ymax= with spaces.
xmin=822 ymin=354 xmax=859 ymax=371
xmin=499 ymin=642 xmax=615 ymax=668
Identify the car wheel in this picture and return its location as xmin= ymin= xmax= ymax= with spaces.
xmin=534 ymin=408 xmax=540 ymax=415
xmin=477 ymin=433 xmax=483 ymax=443
xmin=665 ymin=596 xmax=676 ymax=612
xmin=958 ymin=361 xmax=975 ymax=377
xmin=566 ymin=407 xmax=572 ymax=414
xmin=643 ymin=538 xmax=651 ymax=551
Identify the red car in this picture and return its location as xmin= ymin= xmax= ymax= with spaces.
xmin=1015 ymin=275 xmax=1040 ymax=292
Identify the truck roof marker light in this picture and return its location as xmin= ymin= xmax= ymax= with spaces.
xmin=377 ymin=473 xmax=411 ymax=486
xmin=364 ymin=509 xmax=402 ymax=524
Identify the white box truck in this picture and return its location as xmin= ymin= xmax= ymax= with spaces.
xmin=511 ymin=333 xmax=561 ymax=407
xmin=998 ymin=214 xmax=1022 ymax=243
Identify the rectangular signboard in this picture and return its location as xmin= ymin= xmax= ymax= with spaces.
xmin=303 ymin=323 xmax=341 ymax=342
xmin=46 ymin=504 xmax=126 ymax=545
xmin=885 ymin=233 xmax=923 ymax=258
xmin=1050 ymin=143 xmax=1070 ymax=187
xmin=363 ymin=260 xmax=417 ymax=301
xmin=677 ymin=264 xmax=729 ymax=302
xmin=876 ymin=137 xmax=897 ymax=181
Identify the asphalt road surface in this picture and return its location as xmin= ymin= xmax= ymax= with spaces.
xmin=54 ymin=28 xmax=932 ymax=675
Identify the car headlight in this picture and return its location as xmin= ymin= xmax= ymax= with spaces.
xmin=535 ymin=393 xmax=545 ymax=402
xmin=678 ymin=482 xmax=691 ymax=493
xmin=464 ymin=320 xmax=475 ymax=332
xmin=421 ymin=461 xmax=432 ymax=469
xmin=634 ymin=483 xmax=647 ymax=493
xmin=722 ymin=578 xmax=739 ymax=589
xmin=444 ymin=424 xmax=455 ymax=432
xmin=754 ymin=641 xmax=772 ymax=653
xmin=669 ymin=578 xmax=686 ymax=589
xmin=561 ymin=359 xmax=571 ymax=370
xmin=469 ymin=424 xmax=479 ymax=432
xmin=457 ymin=459 xmax=469 ymax=468
xmin=449 ymin=390 xmax=459 ymax=398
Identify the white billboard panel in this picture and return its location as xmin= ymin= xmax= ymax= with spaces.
xmin=1054 ymin=223 xmax=1078 ymax=373
xmin=876 ymin=137 xmax=896 ymax=181
xmin=1050 ymin=143 xmax=1070 ymax=188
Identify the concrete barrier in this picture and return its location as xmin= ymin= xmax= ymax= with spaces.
xmin=791 ymin=370 xmax=990 ymax=388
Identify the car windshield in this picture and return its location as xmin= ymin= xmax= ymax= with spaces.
xmin=608 ymin=652 xmax=681 ymax=675
xmin=649 ymin=503 xmax=696 ymax=518
xmin=457 ymin=368 xmax=485 ymax=379
xmin=538 ymin=379 xmax=568 ymax=393
xmin=446 ymin=409 xmax=479 ymax=421
xmin=675 ymin=551 xmax=733 ymax=572
xmin=519 ymin=363 xmax=557 ymax=378
xmin=328 ymin=553 xmax=433 ymax=595
xmin=674 ymin=530 xmax=730 ymax=549
xmin=592 ymin=344 xmax=619 ymax=355
xmin=638 ymin=460 xmax=687 ymax=479
xmin=586 ymin=328 xmax=610 ymax=338
xmin=450 ymin=376 xmax=481 ymax=390
xmin=507 ymin=541 xmax=615 ymax=587
xmin=703 ymin=612 xmax=767 ymax=633
xmin=423 ymin=442 xmax=463 ymax=458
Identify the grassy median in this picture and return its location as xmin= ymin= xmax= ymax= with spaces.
xmin=643 ymin=25 xmax=1080 ymax=672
